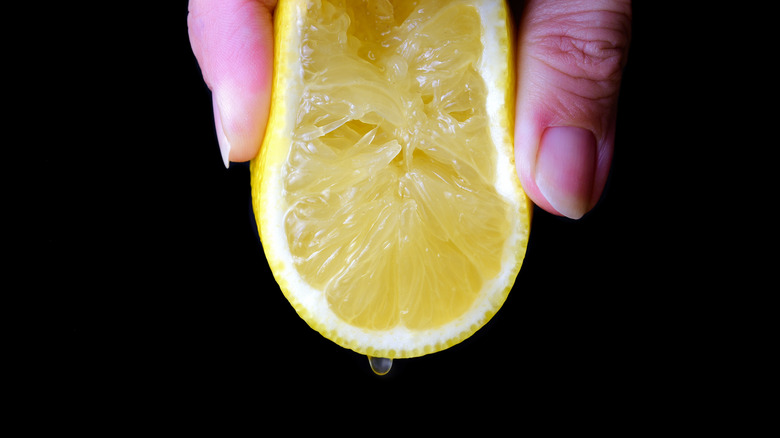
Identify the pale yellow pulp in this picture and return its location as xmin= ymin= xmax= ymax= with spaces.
xmin=282 ymin=0 xmax=512 ymax=331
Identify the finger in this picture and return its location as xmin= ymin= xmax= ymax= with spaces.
xmin=188 ymin=0 xmax=276 ymax=167
xmin=514 ymin=0 xmax=631 ymax=218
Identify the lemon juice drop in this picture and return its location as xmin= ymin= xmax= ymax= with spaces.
xmin=368 ymin=356 xmax=393 ymax=375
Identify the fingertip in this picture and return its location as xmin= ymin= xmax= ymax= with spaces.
xmin=188 ymin=0 xmax=275 ymax=165
xmin=212 ymin=77 xmax=270 ymax=164
xmin=516 ymin=125 xmax=613 ymax=220
xmin=535 ymin=126 xmax=597 ymax=219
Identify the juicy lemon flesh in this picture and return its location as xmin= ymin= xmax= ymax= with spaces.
xmin=283 ymin=0 xmax=513 ymax=332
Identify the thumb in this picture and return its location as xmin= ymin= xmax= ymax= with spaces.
xmin=514 ymin=0 xmax=631 ymax=219
xmin=187 ymin=0 xmax=276 ymax=167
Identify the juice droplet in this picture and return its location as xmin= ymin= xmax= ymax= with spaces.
xmin=368 ymin=356 xmax=393 ymax=375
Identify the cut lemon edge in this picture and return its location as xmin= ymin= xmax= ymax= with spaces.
xmin=250 ymin=0 xmax=531 ymax=359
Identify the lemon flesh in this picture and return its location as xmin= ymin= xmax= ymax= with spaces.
xmin=252 ymin=0 xmax=530 ymax=358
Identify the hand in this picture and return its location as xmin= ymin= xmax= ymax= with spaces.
xmin=188 ymin=0 xmax=631 ymax=219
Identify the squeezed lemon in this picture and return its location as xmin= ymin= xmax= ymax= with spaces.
xmin=252 ymin=0 xmax=530 ymax=358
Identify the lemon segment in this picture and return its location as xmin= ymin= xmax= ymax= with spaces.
xmin=252 ymin=0 xmax=530 ymax=359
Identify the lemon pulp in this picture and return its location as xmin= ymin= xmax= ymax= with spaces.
xmin=282 ymin=0 xmax=513 ymax=332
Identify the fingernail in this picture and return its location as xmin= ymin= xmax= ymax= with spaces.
xmin=212 ymin=93 xmax=231 ymax=169
xmin=535 ymin=126 xmax=597 ymax=219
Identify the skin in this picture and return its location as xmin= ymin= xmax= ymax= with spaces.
xmin=188 ymin=0 xmax=631 ymax=219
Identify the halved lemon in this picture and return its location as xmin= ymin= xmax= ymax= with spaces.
xmin=251 ymin=0 xmax=531 ymax=359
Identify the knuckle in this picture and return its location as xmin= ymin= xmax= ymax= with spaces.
xmin=527 ymin=6 xmax=631 ymax=101
xmin=549 ymin=34 xmax=626 ymax=82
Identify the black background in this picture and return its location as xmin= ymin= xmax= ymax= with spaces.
xmin=40 ymin=0 xmax=741 ymax=425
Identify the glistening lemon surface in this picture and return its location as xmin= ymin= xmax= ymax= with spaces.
xmin=251 ymin=0 xmax=530 ymax=359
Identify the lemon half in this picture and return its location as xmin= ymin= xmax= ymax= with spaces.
xmin=251 ymin=0 xmax=530 ymax=359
